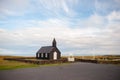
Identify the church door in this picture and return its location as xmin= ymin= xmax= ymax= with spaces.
xmin=53 ymin=51 xmax=57 ymax=60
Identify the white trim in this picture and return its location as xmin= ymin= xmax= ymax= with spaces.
xmin=38 ymin=53 xmax=40 ymax=57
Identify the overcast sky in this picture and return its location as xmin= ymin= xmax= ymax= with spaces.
xmin=0 ymin=0 xmax=120 ymax=56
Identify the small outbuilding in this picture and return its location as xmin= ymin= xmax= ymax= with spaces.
xmin=36 ymin=38 xmax=61 ymax=60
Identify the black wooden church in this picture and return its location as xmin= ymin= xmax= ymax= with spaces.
xmin=36 ymin=38 xmax=61 ymax=60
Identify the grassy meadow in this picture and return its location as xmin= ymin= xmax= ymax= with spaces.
xmin=0 ymin=55 xmax=120 ymax=70
xmin=0 ymin=56 xmax=69 ymax=70
xmin=64 ymin=55 xmax=120 ymax=60
xmin=64 ymin=55 xmax=120 ymax=65
xmin=0 ymin=56 xmax=39 ymax=70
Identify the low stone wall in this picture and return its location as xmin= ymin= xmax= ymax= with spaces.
xmin=98 ymin=60 xmax=120 ymax=64
xmin=4 ymin=57 xmax=119 ymax=65
xmin=4 ymin=58 xmax=68 ymax=65
xmin=75 ymin=59 xmax=98 ymax=63
xmin=75 ymin=58 xmax=120 ymax=64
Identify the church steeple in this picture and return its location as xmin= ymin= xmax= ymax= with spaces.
xmin=52 ymin=38 xmax=56 ymax=47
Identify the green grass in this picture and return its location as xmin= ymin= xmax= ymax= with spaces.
xmin=0 ymin=56 xmax=69 ymax=70
xmin=0 ymin=61 xmax=69 ymax=70
xmin=0 ymin=60 xmax=38 ymax=70
xmin=0 ymin=56 xmax=38 ymax=70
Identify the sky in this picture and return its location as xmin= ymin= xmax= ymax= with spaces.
xmin=0 ymin=0 xmax=120 ymax=56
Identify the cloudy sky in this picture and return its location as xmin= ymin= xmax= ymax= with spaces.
xmin=0 ymin=0 xmax=120 ymax=56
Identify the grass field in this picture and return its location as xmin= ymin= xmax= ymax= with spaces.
xmin=0 ymin=55 xmax=120 ymax=70
xmin=0 ymin=56 xmax=69 ymax=70
xmin=0 ymin=56 xmax=39 ymax=70
xmin=64 ymin=55 xmax=120 ymax=60
xmin=64 ymin=55 xmax=120 ymax=65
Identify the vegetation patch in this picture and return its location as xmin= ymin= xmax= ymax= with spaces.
xmin=73 ymin=55 xmax=120 ymax=65
xmin=0 ymin=56 xmax=69 ymax=70
xmin=0 ymin=56 xmax=39 ymax=70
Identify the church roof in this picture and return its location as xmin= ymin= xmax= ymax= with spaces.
xmin=37 ymin=46 xmax=54 ymax=53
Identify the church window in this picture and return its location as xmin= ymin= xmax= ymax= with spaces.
xmin=45 ymin=53 xmax=48 ymax=58
xmin=41 ymin=53 xmax=43 ymax=58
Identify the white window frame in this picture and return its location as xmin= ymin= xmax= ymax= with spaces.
xmin=41 ymin=53 xmax=43 ymax=58
xmin=45 ymin=53 xmax=48 ymax=58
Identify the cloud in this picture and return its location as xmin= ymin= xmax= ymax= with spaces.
xmin=34 ymin=0 xmax=78 ymax=17
xmin=0 ymin=15 xmax=120 ymax=56
xmin=0 ymin=48 xmax=15 ymax=55
xmin=0 ymin=0 xmax=120 ymax=56
xmin=95 ymin=0 xmax=120 ymax=15
xmin=0 ymin=0 xmax=78 ymax=18
xmin=0 ymin=0 xmax=119 ymax=19
xmin=107 ymin=11 xmax=120 ymax=21
xmin=0 ymin=0 xmax=31 ymax=16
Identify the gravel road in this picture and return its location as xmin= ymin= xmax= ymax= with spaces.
xmin=0 ymin=62 xmax=120 ymax=80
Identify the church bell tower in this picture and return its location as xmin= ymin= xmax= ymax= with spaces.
xmin=52 ymin=38 xmax=56 ymax=47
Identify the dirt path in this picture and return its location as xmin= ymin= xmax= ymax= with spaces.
xmin=0 ymin=63 xmax=120 ymax=80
